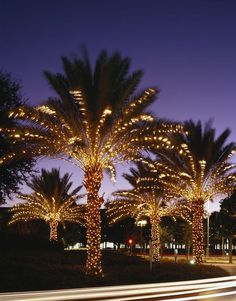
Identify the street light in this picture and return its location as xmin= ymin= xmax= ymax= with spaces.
xmin=206 ymin=214 xmax=210 ymax=257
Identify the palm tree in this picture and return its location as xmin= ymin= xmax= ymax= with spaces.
xmin=1 ymin=50 xmax=182 ymax=275
xmin=149 ymin=120 xmax=236 ymax=264
xmin=106 ymin=162 xmax=190 ymax=261
xmin=9 ymin=168 xmax=85 ymax=241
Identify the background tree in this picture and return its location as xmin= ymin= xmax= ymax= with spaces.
xmin=0 ymin=50 xmax=182 ymax=275
xmin=209 ymin=211 xmax=226 ymax=255
xmin=105 ymin=217 xmax=137 ymax=249
xmin=0 ymin=71 xmax=35 ymax=203
xmin=159 ymin=220 xmax=174 ymax=256
xmin=62 ymin=223 xmax=86 ymax=248
xmin=160 ymin=217 xmax=192 ymax=258
xmin=218 ymin=190 xmax=236 ymax=263
xmin=9 ymin=168 xmax=85 ymax=241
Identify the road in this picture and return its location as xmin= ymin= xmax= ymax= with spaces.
xmin=0 ymin=276 xmax=236 ymax=301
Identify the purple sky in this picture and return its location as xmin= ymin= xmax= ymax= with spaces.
xmin=1 ymin=0 xmax=236 ymax=211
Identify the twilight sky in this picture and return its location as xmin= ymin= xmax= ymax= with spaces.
xmin=1 ymin=0 xmax=236 ymax=211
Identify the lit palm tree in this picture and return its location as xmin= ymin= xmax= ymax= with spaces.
xmin=147 ymin=120 xmax=236 ymax=264
xmin=9 ymin=168 xmax=85 ymax=241
xmin=106 ymin=162 xmax=190 ymax=261
xmin=0 ymin=50 xmax=183 ymax=275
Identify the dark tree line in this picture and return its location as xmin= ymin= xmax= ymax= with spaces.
xmin=0 ymin=71 xmax=35 ymax=204
xmin=210 ymin=191 xmax=236 ymax=262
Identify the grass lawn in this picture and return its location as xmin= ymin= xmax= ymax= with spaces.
xmin=0 ymin=249 xmax=229 ymax=293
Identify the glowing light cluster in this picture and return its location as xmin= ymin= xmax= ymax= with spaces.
xmin=0 ymin=84 xmax=184 ymax=275
xmin=143 ymin=138 xmax=236 ymax=264
xmin=83 ymin=165 xmax=103 ymax=276
xmin=10 ymin=193 xmax=85 ymax=241
xmin=107 ymin=188 xmax=190 ymax=261
xmin=9 ymin=169 xmax=85 ymax=241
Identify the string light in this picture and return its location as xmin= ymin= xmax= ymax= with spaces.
xmin=10 ymin=193 xmax=85 ymax=241
xmin=107 ymin=185 xmax=191 ymax=262
xmin=143 ymin=145 xmax=236 ymax=264
xmin=1 ymin=86 xmax=184 ymax=275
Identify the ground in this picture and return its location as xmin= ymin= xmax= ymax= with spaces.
xmin=0 ymin=249 xmax=229 ymax=293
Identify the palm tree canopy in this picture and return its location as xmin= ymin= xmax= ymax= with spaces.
xmin=28 ymin=168 xmax=81 ymax=203
xmin=107 ymin=190 xmax=190 ymax=224
xmin=106 ymin=161 xmax=191 ymax=224
xmin=45 ymin=50 xmax=145 ymax=125
xmin=1 ymin=50 xmax=183 ymax=181
xmin=9 ymin=168 xmax=85 ymax=225
xmin=151 ymin=120 xmax=236 ymax=202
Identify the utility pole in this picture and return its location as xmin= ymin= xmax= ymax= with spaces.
xmin=206 ymin=201 xmax=210 ymax=258
xmin=206 ymin=213 xmax=210 ymax=257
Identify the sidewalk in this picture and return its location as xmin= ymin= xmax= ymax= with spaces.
xmin=205 ymin=256 xmax=236 ymax=264
xmin=205 ymin=263 xmax=236 ymax=275
xmin=174 ymin=255 xmax=236 ymax=275
xmin=204 ymin=256 xmax=236 ymax=275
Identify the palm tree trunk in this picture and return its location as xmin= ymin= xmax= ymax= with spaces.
xmin=49 ymin=220 xmax=58 ymax=241
xmin=150 ymin=213 xmax=161 ymax=262
xmin=84 ymin=166 xmax=103 ymax=276
xmin=192 ymin=199 xmax=205 ymax=264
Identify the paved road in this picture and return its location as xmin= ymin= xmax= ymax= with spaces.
xmin=0 ymin=276 xmax=236 ymax=301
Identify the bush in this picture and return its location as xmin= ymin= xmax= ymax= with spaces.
xmin=0 ymin=231 xmax=64 ymax=251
